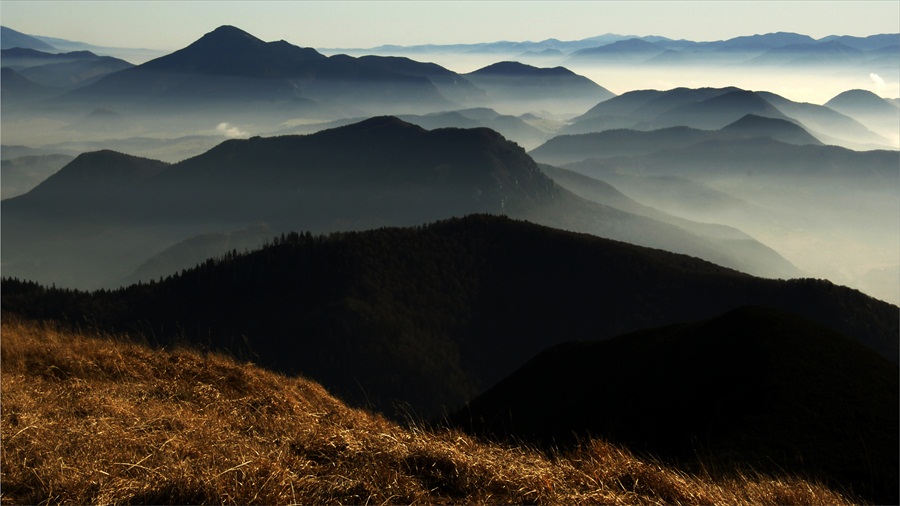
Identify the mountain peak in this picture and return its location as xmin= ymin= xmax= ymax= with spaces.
xmin=137 ymin=24 xmax=325 ymax=76
xmin=202 ymin=25 xmax=259 ymax=41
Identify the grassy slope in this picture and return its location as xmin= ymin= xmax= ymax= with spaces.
xmin=0 ymin=316 xmax=853 ymax=505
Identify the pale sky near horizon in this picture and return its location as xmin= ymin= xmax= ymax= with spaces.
xmin=1 ymin=1 xmax=898 ymax=51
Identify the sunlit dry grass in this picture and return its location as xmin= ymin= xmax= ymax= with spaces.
xmin=0 ymin=316 xmax=853 ymax=505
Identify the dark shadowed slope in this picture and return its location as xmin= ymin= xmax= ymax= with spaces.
xmin=452 ymin=305 xmax=899 ymax=505
xmin=4 ymin=216 xmax=897 ymax=422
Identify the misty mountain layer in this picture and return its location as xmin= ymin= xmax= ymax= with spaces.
xmin=2 ymin=117 xmax=802 ymax=291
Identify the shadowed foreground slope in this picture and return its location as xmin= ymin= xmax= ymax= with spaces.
xmin=452 ymin=306 xmax=899 ymax=505
xmin=0 ymin=316 xmax=854 ymax=505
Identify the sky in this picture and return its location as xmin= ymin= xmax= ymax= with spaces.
xmin=1 ymin=1 xmax=898 ymax=51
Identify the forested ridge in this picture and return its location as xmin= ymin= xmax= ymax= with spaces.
xmin=4 ymin=215 xmax=896 ymax=421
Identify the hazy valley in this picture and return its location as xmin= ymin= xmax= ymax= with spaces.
xmin=2 ymin=21 xmax=898 ymax=505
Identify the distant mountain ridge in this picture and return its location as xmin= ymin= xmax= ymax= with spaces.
xmin=334 ymin=31 xmax=898 ymax=69
xmin=0 ymin=26 xmax=56 ymax=51
xmin=1 ymin=48 xmax=134 ymax=90
xmin=530 ymin=116 xmax=822 ymax=165
xmin=560 ymin=86 xmax=891 ymax=149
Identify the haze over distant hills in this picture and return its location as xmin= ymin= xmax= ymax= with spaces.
xmin=558 ymin=86 xmax=894 ymax=149
xmin=1 ymin=25 xmax=616 ymax=147
xmin=331 ymin=31 xmax=898 ymax=68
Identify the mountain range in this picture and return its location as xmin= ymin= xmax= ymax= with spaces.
xmin=344 ymin=31 xmax=898 ymax=71
xmin=2 ymin=116 xmax=804 ymax=291
xmin=3 ymin=26 xmax=614 ymax=124
xmin=530 ymin=114 xmax=822 ymax=165
xmin=559 ymin=86 xmax=895 ymax=149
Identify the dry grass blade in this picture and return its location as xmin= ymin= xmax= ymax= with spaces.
xmin=1 ymin=316 xmax=854 ymax=505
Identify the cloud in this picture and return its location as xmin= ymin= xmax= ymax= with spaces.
xmin=216 ymin=122 xmax=247 ymax=138
xmin=869 ymin=73 xmax=886 ymax=94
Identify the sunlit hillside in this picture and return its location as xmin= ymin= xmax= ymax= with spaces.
xmin=0 ymin=316 xmax=854 ymax=505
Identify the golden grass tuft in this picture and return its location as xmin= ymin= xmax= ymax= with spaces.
xmin=1 ymin=315 xmax=854 ymax=504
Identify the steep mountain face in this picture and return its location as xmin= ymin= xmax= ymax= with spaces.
xmin=3 ymin=217 xmax=897 ymax=423
xmin=451 ymin=305 xmax=898 ymax=505
xmin=3 ymin=117 xmax=801 ymax=290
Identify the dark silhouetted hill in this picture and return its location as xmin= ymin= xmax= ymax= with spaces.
xmin=3 ymin=216 xmax=897 ymax=423
xmin=15 ymin=149 xmax=169 ymax=210
xmin=452 ymin=305 xmax=898 ymax=504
